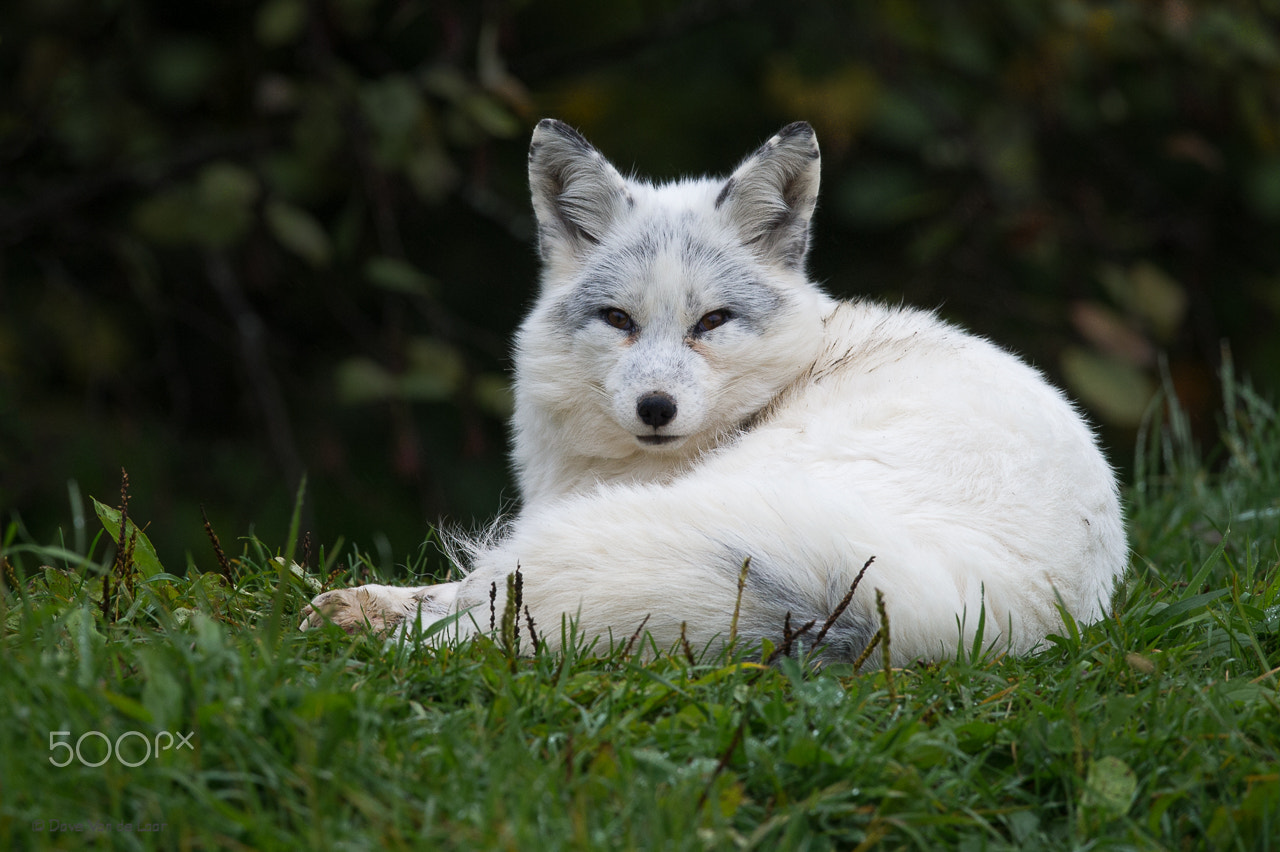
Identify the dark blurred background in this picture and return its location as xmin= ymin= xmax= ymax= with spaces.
xmin=3 ymin=0 xmax=1278 ymax=572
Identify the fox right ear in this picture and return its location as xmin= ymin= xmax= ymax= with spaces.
xmin=716 ymin=122 xmax=821 ymax=271
xmin=528 ymin=120 xmax=631 ymax=271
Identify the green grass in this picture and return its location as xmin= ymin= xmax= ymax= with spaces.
xmin=2 ymin=377 xmax=1278 ymax=851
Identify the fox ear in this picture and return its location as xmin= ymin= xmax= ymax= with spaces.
xmin=715 ymin=122 xmax=820 ymax=270
xmin=528 ymin=119 xmax=631 ymax=269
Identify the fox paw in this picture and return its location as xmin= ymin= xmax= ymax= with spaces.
xmin=299 ymin=583 xmax=458 ymax=635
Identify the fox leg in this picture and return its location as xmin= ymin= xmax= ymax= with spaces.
xmin=300 ymin=582 xmax=460 ymax=636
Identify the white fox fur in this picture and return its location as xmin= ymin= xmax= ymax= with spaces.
xmin=302 ymin=120 xmax=1127 ymax=665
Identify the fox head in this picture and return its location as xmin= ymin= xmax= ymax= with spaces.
xmin=513 ymin=120 xmax=835 ymax=503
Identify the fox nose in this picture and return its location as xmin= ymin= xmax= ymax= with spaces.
xmin=636 ymin=392 xmax=677 ymax=428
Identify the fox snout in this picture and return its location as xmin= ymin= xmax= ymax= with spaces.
xmin=637 ymin=392 xmax=677 ymax=428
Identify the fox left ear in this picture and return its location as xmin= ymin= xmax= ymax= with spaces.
xmin=528 ymin=119 xmax=632 ymax=273
xmin=715 ymin=122 xmax=820 ymax=270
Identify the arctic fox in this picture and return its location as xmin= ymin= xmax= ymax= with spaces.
xmin=302 ymin=119 xmax=1127 ymax=665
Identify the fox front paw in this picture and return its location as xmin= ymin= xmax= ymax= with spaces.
xmin=299 ymin=583 xmax=459 ymax=636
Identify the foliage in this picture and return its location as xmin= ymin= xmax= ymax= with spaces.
xmin=2 ymin=375 xmax=1279 ymax=849
xmin=2 ymin=0 xmax=1280 ymax=566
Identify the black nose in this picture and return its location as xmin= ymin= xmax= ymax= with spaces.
xmin=636 ymin=392 xmax=677 ymax=428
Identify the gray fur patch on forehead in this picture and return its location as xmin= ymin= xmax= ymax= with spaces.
xmin=677 ymin=237 xmax=786 ymax=322
xmin=605 ymin=216 xmax=744 ymax=267
xmin=549 ymin=223 xmax=787 ymax=330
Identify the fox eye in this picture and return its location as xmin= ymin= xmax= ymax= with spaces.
xmin=601 ymin=308 xmax=635 ymax=332
xmin=694 ymin=310 xmax=732 ymax=334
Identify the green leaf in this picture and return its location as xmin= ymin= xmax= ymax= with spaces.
xmin=955 ymin=720 xmax=999 ymax=753
xmin=460 ymin=94 xmax=521 ymax=139
xmin=1244 ymin=157 xmax=1280 ymax=221
xmin=1128 ymin=263 xmax=1188 ymax=343
xmin=335 ymin=357 xmax=397 ymax=404
xmin=195 ymin=162 xmax=259 ymax=247
xmin=255 ymin=0 xmax=307 ymax=46
xmin=140 ymin=650 xmax=183 ymax=731
xmin=406 ymin=146 xmax=458 ymax=202
xmin=92 ymin=498 xmax=165 ymax=578
xmin=473 ymin=374 xmax=514 ymax=418
xmin=191 ymin=610 xmax=227 ymax=657
xmin=197 ymin=162 xmax=259 ymax=209
xmin=146 ymin=37 xmax=220 ymax=106
xmin=1060 ymin=346 xmax=1156 ymax=427
xmin=1143 ymin=589 xmax=1231 ymax=631
xmin=131 ymin=164 xmax=259 ymax=249
xmin=1100 ymin=262 xmax=1187 ymax=343
xmin=335 ymin=339 xmax=463 ymax=405
xmin=131 ymin=188 xmax=201 ymax=245
xmin=42 ymin=566 xmax=84 ymax=601
xmin=402 ymin=337 xmax=463 ymax=400
xmin=359 ymin=75 xmax=426 ymax=167
xmin=1082 ymin=756 xmax=1137 ymax=819
xmin=265 ymin=201 xmax=332 ymax=267
xmin=364 ymin=256 xmax=437 ymax=297
xmin=102 ymin=690 xmax=156 ymax=725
